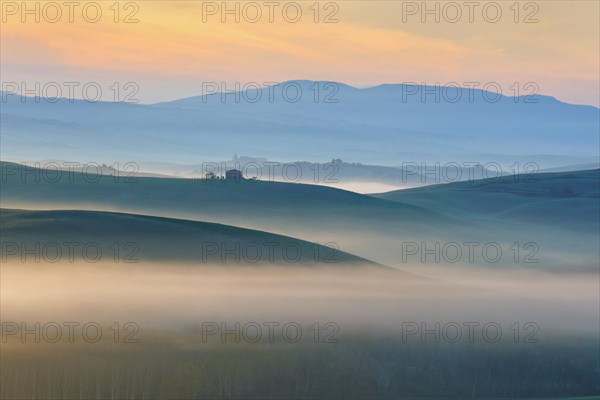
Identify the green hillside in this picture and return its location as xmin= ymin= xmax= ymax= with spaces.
xmin=373 ymin=169 xmax=600 ymax=233
xmin=0 ymin=161 xmax=458 ymax=237
xmin=0 ymin=209 xmax=380 ymax=266
xmin=3 ymin=163 xmax=597 ymax=271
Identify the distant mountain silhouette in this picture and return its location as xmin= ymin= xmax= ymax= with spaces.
xmin=2 ymin=80 xmax=598 ymax=166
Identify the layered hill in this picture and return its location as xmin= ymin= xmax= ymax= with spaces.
xmin=0 ymin=161 xmax=457 ymax=238
xmin=3 ymin=162 xmax=597 ymax=271
xmin=2 ymin=80 xmax=598 ymax=166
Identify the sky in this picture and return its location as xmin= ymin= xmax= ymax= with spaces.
xmin=1 ymin=0 xmax=599 ymax=106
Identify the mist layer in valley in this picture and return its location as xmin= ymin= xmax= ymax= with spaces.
xmin=2 ymin=162 xmax=598 ymax=273
xmin=1 ymin=164 xmax=598 ymax=398
xmin=1 ymin=262 xmax=598 ymax=399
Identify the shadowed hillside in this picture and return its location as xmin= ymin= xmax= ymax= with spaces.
xmin=3 ymin=162 xmax=599 ymax=272
xmin=0 ymin=161 xmax=459 ymax=240
xmin=373 ymin=169 xmax=600 ymax=233
xmin=0 ymin=209 xmax=380 ymax=266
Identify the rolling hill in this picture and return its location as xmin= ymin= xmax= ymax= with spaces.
xmin=1 ymin=161 xmax=473 ymax=267
xmin=373 ymin=169 xmax=600 ymax=233
xmin=371 ymin=169 xmax=600 ymax=271
xmin=0 ymin=161 xmax=457 ymax=238
xmin=0 ymin=209 xmax=379 ymax=266
xmin=3 ymin=162 xmax=597 ymax=271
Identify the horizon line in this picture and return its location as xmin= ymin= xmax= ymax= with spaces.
xmin=2 ymin=80 xmax=599 ymax=109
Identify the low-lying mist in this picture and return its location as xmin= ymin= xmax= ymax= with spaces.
xmin=3 ymin=200 xmax=598 ymax=274
xmin=2 ymin=262 xmax=598 ymax=340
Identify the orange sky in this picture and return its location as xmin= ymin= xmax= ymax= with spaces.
xmin=1 ymin=1 xmax=598 ymax=105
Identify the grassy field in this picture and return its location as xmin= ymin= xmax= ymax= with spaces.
xmin=2 ymin=333 xmax=598 ymax=399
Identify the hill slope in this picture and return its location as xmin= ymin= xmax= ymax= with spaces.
xmin=373 ymin=169 xmax=600 ymax=233
xmin=0 ymin=161 xmax=457 ymax=238
xmin=0 ymin=209 xmax=379 ymax=266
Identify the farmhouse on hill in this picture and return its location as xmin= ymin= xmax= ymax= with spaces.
xmin=225 ymin=169 xmax=243 ymax=181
